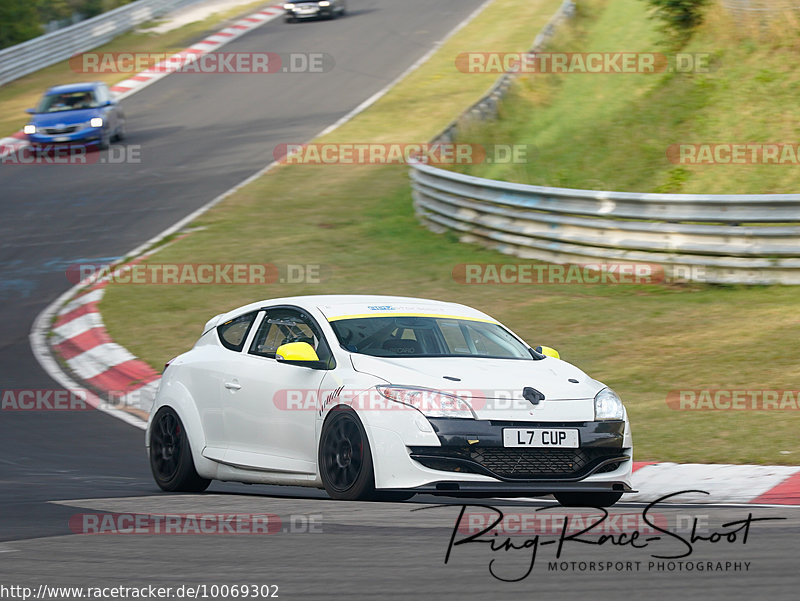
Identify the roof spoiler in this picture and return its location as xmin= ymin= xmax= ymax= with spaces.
xmin=202 ymin=313 xmax=225 ymax=335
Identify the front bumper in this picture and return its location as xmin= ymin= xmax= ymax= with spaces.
xmin=286 ymin=6 xmax=333 ymax=19
xmin=412 ymin=418 xmax=628 ymax=481
xmin=404 ymin=480 xmax=633 ymax=496
xmin=28 ymin=127 xmax=103 ymax=147
xmin=368 ymin=417 xmax=633 ymax=494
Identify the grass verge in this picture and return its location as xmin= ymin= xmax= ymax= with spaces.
xmin=453 ymin=0 xmax=800 ymax=194
xmin=101 ymin=0 xmax=800 ymax=465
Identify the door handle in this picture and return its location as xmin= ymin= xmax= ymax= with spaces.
xmin=224 ymin=382 xmax=242 ymax=391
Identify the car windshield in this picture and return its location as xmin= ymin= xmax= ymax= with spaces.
xmin=37 ymin=91 xmax=99 ymax=113
xmin=329 ymin=316 xmax=533 ymax=359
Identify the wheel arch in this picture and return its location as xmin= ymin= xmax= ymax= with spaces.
xmin=147 ymin=379 xmax=218 ymax=479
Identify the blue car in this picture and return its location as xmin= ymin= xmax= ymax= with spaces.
xmin=23 ymin=82 xmax=126 ymax=151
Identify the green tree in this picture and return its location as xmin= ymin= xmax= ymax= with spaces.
xmin=644 ymin=0 xmax=711 ymax=47
xmin=0 ymin=0 xmax=42 ymax=48
xmin=2 ymin=0 xmax=142 ymax=49
xmin=35 ymin=1 xmax=72 ymax=23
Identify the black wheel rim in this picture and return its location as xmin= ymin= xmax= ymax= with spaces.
xmin=151 ymin=411 xmax=182 ymax=481
xmin=322 ymin=416 xmax=364 ymax=492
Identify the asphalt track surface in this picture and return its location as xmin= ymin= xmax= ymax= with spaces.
xmin=0 ymin=2 xmax=798 ymax=599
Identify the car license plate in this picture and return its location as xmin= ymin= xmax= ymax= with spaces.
xmin=53 ymin=136 xmax=69 ymax=142
xmin=503 ymin=428 xmax=579 ymax=448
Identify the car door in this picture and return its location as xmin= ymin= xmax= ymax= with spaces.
xmin=222 ymin=306 xmax=332 ymax=474
xmin=192 ymin=311 xmax=261 ymax=462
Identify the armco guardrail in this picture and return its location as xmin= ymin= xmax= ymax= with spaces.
xmin=410 ymin=161 xmax=800 ymax=284
xmin=410 ymin=0 xmax=800 ymax=285
xmin=0 ymin=0 xmax=203 ymax=87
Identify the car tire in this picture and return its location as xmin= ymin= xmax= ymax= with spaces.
xmin=319 ymin=409 xmax=378 ymax=500
xmin=285 ymin=15 xmax=296 ymax=23
xmin=113 ymin=118 xmax=126 ymax=142
xmin=149 ymin=407 xmax=211 ymax=493
xmin=98 ymin=130 xmax=110 ymax=150
xmin=553 ymin=491 xmax=623 ymax=507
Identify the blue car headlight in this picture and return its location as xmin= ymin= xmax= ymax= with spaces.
xmin=89 ymin=117 xmax=103 ymax=128
xmin=23 ymin=124 xmax=36 ymax=135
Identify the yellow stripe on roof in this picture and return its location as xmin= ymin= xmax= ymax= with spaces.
xmin=327 ymin=312 xmax=497 ymax=324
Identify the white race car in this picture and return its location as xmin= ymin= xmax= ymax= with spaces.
xmin=146 ymin=295 xmax=633 ymax=506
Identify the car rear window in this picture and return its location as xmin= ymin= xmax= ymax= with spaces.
xmin=217 ymin=312 xmax=257 ymax=351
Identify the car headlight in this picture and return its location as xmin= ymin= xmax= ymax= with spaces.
xmin=23 ymin=124 xmax=36 ymax=135
xmin=376 ymin=386 xmax=476 ymax=419
xmin=594 ymin=387 xmax=624 ymax=420
xmin=90 ymin=117 xmax=103 ymax=128
xmin=284 ymin=3 xmax=295 ymax=8
xmin=319 ymin=1 xmax=331 ymax=6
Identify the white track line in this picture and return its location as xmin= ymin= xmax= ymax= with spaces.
xmin=65 ymin=343 xmax=137 ymax=380
xmin=51 ymin=312 xmax=104 ymax=343
xmin=57 ymin=289 xmax=105 ymax=315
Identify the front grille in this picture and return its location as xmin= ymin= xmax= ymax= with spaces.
xmin=43 ymin=126 xmax=78 ymax=135
xmin=410 ymin=446 xmax=627 ymax=480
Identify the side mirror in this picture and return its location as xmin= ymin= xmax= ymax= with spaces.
xmin=276 ymin=342 xmax=327 ymax=369
xmin=534 ymin=345 xmax=560 ymax=359
xmin=25 ymin=108 xmax=36 ymax=114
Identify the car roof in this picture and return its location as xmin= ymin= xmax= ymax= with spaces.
xmin=45 ymin=82 xmax=103 ymax=95
xmin=218 ymin=295 xmax=497 ymax=324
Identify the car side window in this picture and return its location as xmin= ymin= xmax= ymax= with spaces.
xmin=217 ymin=312 xmax=257 ymax=352
xmin=249 ymin=308 xmax=331 ymax=363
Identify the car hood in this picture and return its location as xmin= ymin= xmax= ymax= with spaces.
xmin=349 ymin=354 xmax=604 ymax=421
xmin=32 ymin=108 xmax=100 ymax=127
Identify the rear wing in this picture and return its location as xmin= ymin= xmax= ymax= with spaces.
xmin=201 ymin=313 xmax=225 ymax=336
